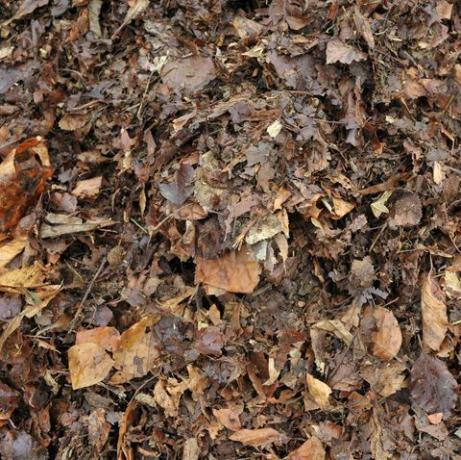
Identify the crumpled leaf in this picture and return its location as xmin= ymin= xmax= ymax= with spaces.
xmin=306 ymin=374 xmax=332 ymax=409
xmin=68 ymin=342 xmax=114 ymax=390
xmin=229 ymin=428 xmax=286 ymax=448
xmin=326 ymin=39 xmax=366 ymax=65
xmin=0 ymin=137 xmax=52 ymax=233
xmin=161 ymin=56 xmax=216 ymax=95
xmin=288 ymin=436 xmax=326 ymax=460
xmin=195 ymin=248 xmax=261 ymax=294
xmin=110 ymin=315 xmax=160 ymax=384
xmin=410 ymin=353 xmax=457 ymax=419
xmin=371 ymin=307 xmax=402 ymax=361
xmin=153 ymin=378 xmax=188 ymax=417
xmin=421 ymin=273 xmax=447 ymax=351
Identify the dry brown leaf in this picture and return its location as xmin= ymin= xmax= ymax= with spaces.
xmin=76 ymin=326 xmax=120 ymax=352
xmin=288 ymin=436 xmax=326 ymax=460
xmin=229 ymin=428 xmax=285 ymax=448
xmin=353 ymin=6 xmax=375 ymax=49
xmin=371 ymin=307 xmax=402 ymax=361
xmin=332 ymin=197 xmax=355 ymax=219
xmin=88 ymin=0 xmax=102 ymax=37
xmin=68 ymin=342 xmax=114 ymax=390
xmin=110 ymin=315 xmax=160 ymax=384
xmin=0 ymin=235 xmax=27 ymax=268
xmin=153 ymin=378 xmax=188 ymax=418
xmin=326 ymin=39 xmax=366 ymax=65
xmin=72 ymin=176 xmax=102 ymax=199
xmin=182 ymin=438 xmax=200 ymax=460
xmin=195 ymin=248 xmax=261 ymax=294
xmin=112 ymin=0 xmax=149 ymax=38
xmin=40 ymin=215 xmax=115 ymax=238
xmin=421 ymin=273 xmax=447 ymax=351
xmin=59 ymin=113 xmax=89 ymax=131
xmin=306 ymin=374 xmax=331 ymax=409
xmin=212 ymin=408 xmax=241 ymax=431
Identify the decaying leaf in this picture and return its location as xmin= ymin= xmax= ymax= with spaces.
xmin=288 ymin=436 xmax=326 ymax=460
xmin=371 ymin=307 xmax=402 ymax=361
xmin=410 ymin=353 xmax=457 ymax=419
xmin=195 ymin=247 xmax=261 ymax=294
xmin=68 ymin=342 xmax=114 ymax=390
xmin=229 ymin=428 xmax=285 ymax=448
xmin=388 ymin=192 xmax=422 ymax=229
xmin=306 ymin=374 xmax=332 ymax=409
xmin=421 ymin=273 xmax=447 ymax=351
xmin=58 ymin=113 xmax=89 ymax=131
xmin=40 ymin=214 xmax=115 ymax=238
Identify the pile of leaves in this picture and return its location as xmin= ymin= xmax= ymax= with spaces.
xmin=0 ymin=0 xmax=460 ymax=458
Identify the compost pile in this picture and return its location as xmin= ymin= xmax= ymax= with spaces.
xmin=0 ymin=0 xmax=461 ymax=458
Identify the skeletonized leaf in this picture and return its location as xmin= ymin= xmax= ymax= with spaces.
xmin=421 ymin=273 xmax=447 ymax=351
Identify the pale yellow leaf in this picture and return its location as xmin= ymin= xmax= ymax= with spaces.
xmin=0 ymin=235 xmax=27 ymax=268
xmin=306 ymin=374 xmax=331 ymax=409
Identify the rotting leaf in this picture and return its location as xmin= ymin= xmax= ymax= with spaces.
xmin=68 ymin=342 xmax=114 ymax=390
xmin=388 ymin=192 xmax=422 ymax=229
xmin=410 ymin=353 xmax=457 ymax=419
xmin=195 ymin=247 xmax=261 ymax=294
xmin=229 ymin=428 xmax=286 ymax=448
xmin=58 ymin=113 xmax=89 ymax=131
xmin=421 ymin=273 xmax=448 ymax=351
xmin=159 ymin=163 xmax=194 ymax=205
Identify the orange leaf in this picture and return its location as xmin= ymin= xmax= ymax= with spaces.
xmin=195 ymin=248 xmax=261 ymax=294
xmin=0 ymin=137 xmax=52 ymax=232
xmin=421 ymin=273 xmax=447 ymax=351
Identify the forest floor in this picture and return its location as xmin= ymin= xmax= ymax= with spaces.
xmin=0 ymin=0 xmax=461 ymax=459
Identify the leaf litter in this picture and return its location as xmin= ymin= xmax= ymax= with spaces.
xmin=0 ymin=1 xmax=460 ymax=458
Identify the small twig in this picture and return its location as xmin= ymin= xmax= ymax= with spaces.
xmin=69 ymin=257 xmax=107 ymax=332
xmin=369 ymin=223 xmax=387 ymax=252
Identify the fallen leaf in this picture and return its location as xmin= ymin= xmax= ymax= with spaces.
xmin=428 ymin=412 xmax=443 ymax=425
xmin=229 ymin=428 xmax=285 ymax=448
xmin=353 ymin=6 xmax=375 ymax=49
xmin=2 ymin=0 xmax=49 ymax=26
xmin=153 ymin=378 xmax=188 ymax=417
xmin=288 ymin=436 xmax=326 ymax=460
xmin=445 ymin=271 xmax=461 ymax=298
xmin=306 ymin=374 xmax=331 ymax=409
xmin=0 ymin=262 xmax=45 ymax=292
xmin=40 ymin=215 xmax=115 ymax=238
xmin=58 ymin=113 xmax=89 ymax=131
xmin=326 ymin=39 xmax=366 ymax=65
xmin=161 ymin=56 xmax=216 ymax=95
xmin=421 ymin=273 xmax=447 ymax=351
xmin=72 ymin=176 xmax=102 ymax=199
xmin=68 ymin=342 xmax=114 ymax=390
xmin=388 ymin=192 xmax=422 ymax=229
xmin=182 ymin=437 xmax=200 ymax=460
xmin=371 ymin=307 xmax=402 ymax=361
xmin=159 ymin=163 xmax=194 ymax=205
xmin=410 ymin=353 xmax=457 ymax=419
xmin=76 ymin=326 xmax=121 ymax=352
xmin=88 ymin=0 xmax=102 ymax=37
xmin=0 ymin=235 xmax=27 ymax=268
xmin=0 ymin=137 xmax=52 ymax=232
xmin=195 ymin=247 xmax=261 ymax=294
xmin=212 ymin=408 xmax=241 ymax=431
xmin=110 ymin=315 xmax=160 ymax=384
xmin=87 ymin=408 xmax=110 ymax=452
xmin=332 ymin=197 xmax=355 ymax=219
xmin=112 ymin=0 xmax=149 ymax=38
xmin=266 ymin=120 xmax=283 ymax=138
xmin=370 ymin=191 xmax=392 ymax=218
